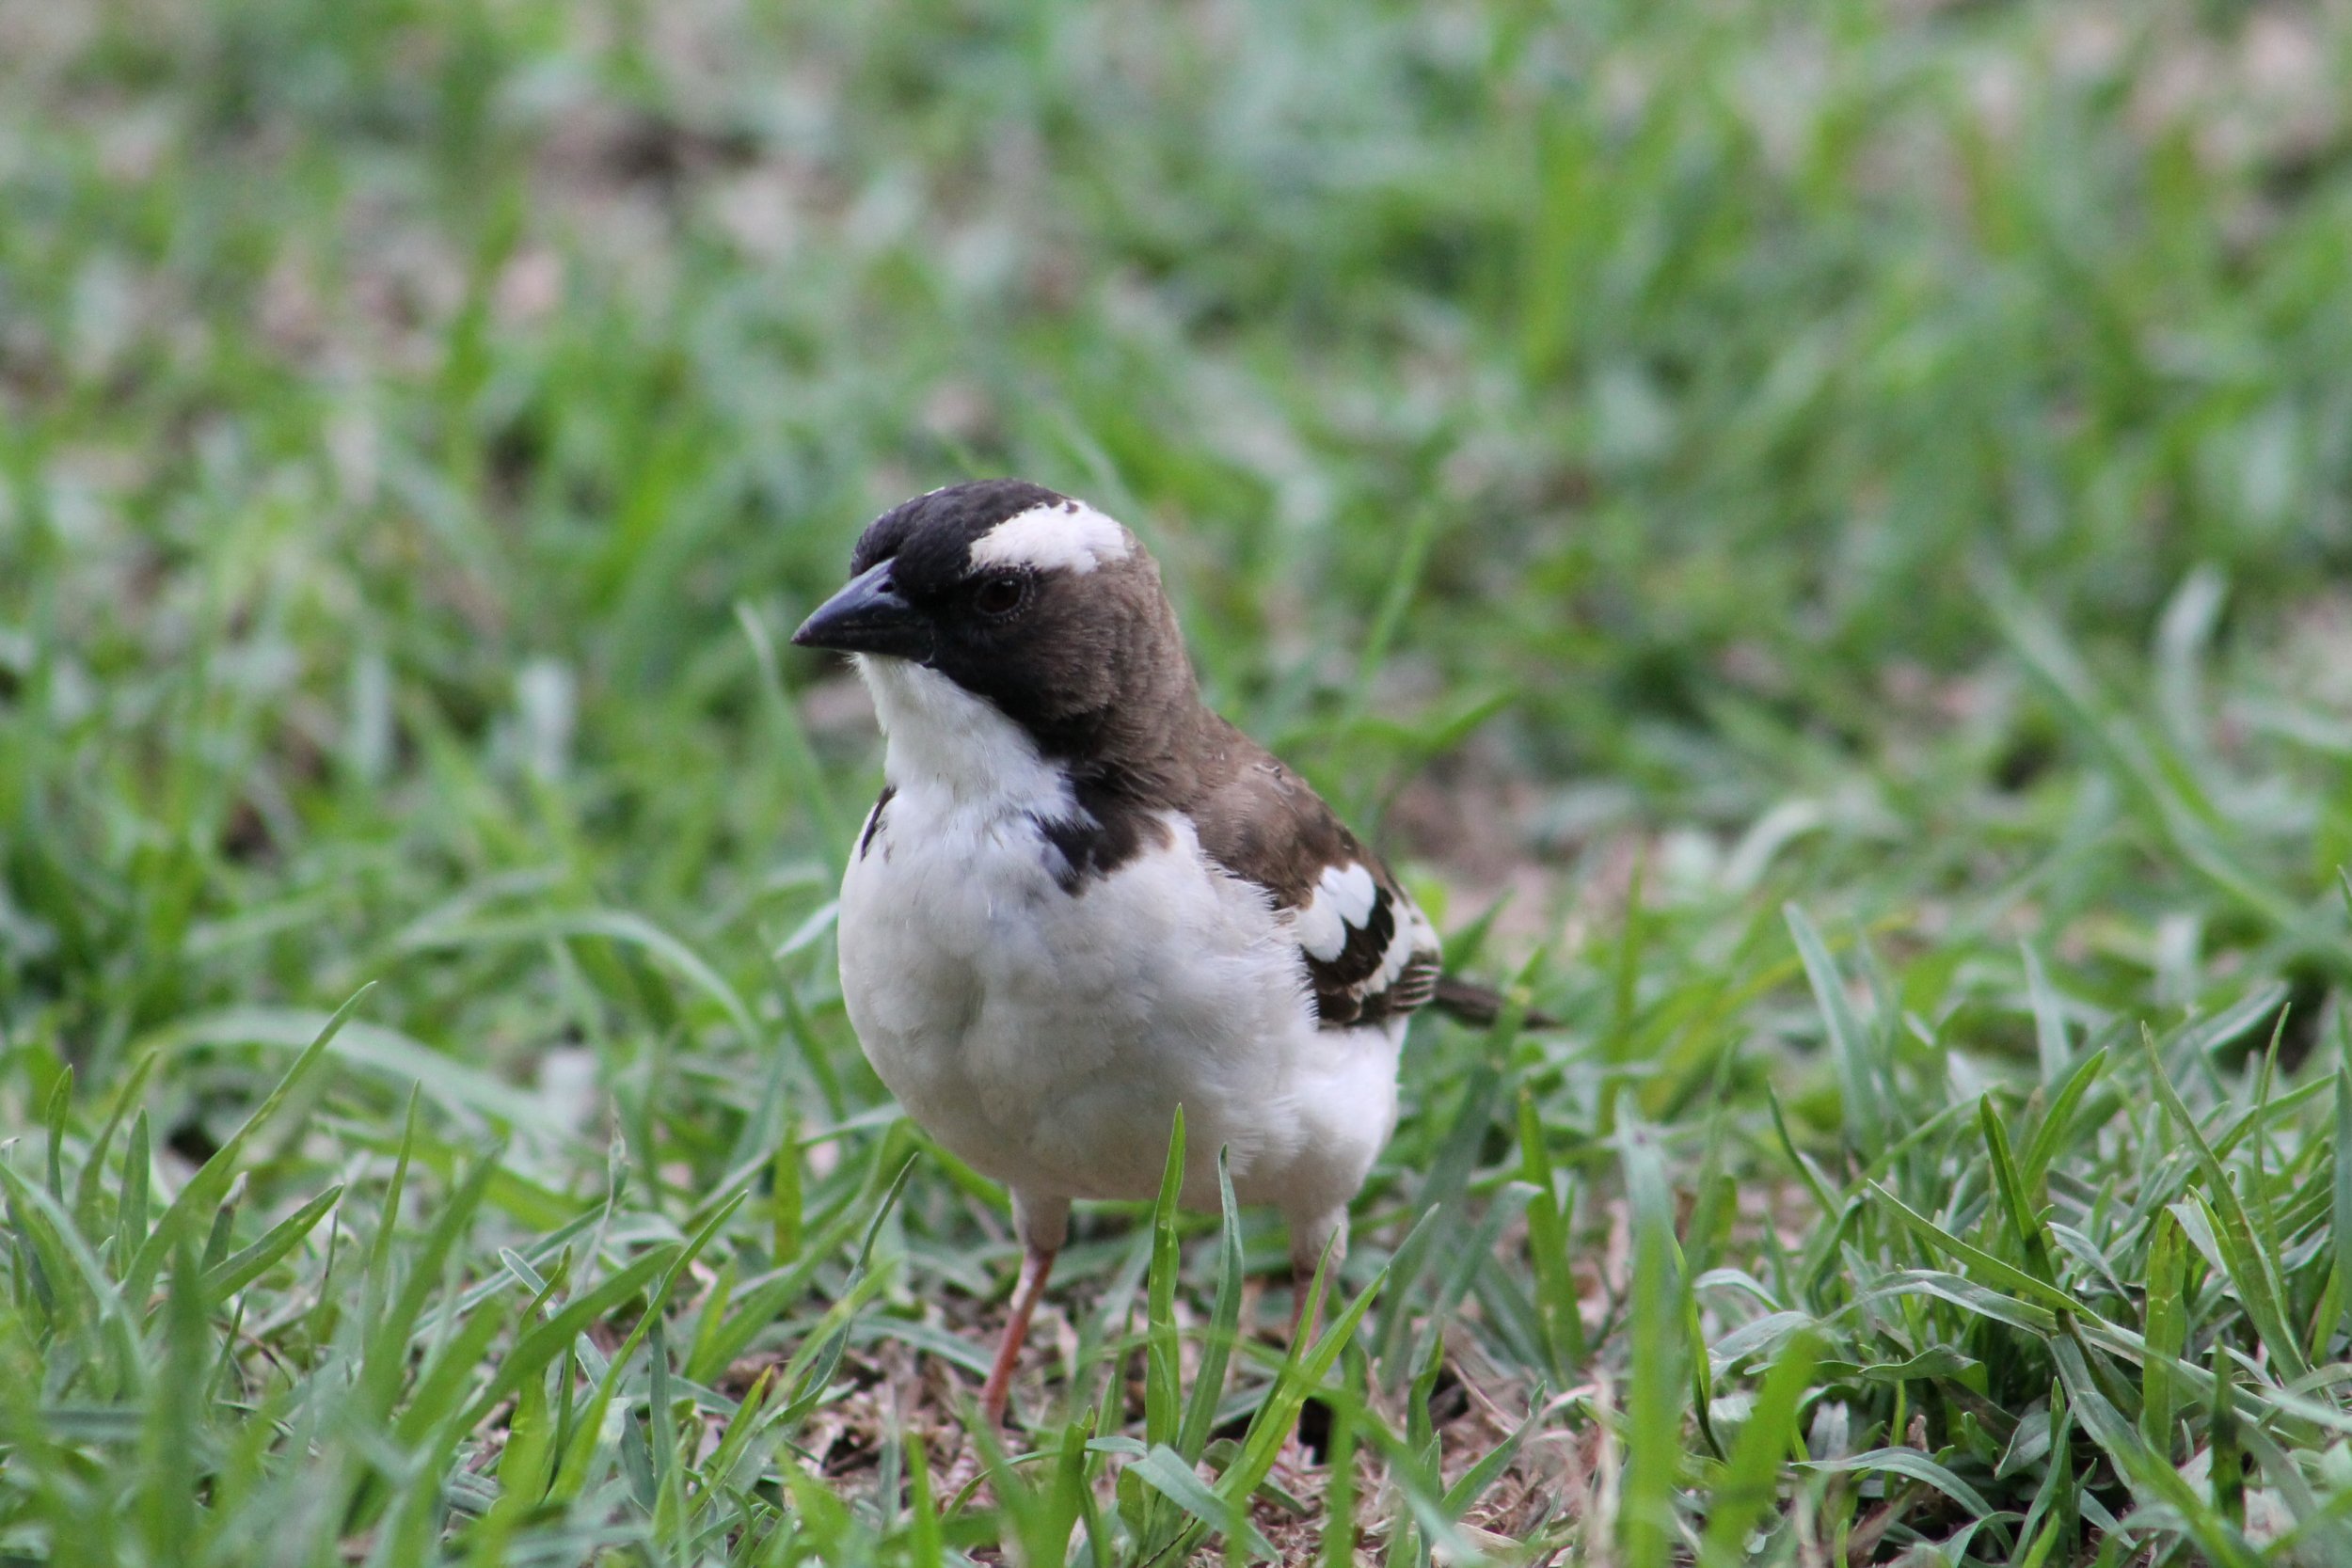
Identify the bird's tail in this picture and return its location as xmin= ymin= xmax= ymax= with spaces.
xmin=1431 ymin=975 xmax=1559 ymax=1032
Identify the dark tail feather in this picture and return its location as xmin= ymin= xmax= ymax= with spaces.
xmin=1431 ymin=975 xmax=1559 ymax=1032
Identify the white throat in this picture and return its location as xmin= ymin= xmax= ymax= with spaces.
xmin=853 ymin=656 xmax=1073 ymax=816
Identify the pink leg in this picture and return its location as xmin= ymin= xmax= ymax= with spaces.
xmin=979 ymin=1243 xmax=1057 ymax=1424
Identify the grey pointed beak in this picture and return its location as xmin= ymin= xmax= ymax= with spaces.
xmin=791 ymin=560 xmax=931 ymax=660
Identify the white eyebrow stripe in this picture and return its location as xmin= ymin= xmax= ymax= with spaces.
xmin=968 ymin=500 xmax=1133 ymax=576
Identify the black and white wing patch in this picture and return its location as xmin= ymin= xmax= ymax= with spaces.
xmin=1190 ymin=745 xmax=1442 ymax=1031
xmin=1287 ymin=858 xmax=1442 ymax=1028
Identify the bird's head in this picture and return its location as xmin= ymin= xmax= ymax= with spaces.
xmin=793 ymin=480 xmax=1198 ymax=770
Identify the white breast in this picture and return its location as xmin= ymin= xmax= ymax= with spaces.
xmin=835 ymin=659 xmax=1401 ymax=1220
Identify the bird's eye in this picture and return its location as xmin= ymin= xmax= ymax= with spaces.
xmin=973 ymin=574 xmax=1026 ymax=617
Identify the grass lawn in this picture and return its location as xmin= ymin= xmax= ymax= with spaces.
xmin=7 ymin=0 xmax=2352 ymax=1561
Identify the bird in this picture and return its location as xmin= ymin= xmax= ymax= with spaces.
xmin=791 ymin=479 xmax=1519 ymax=1423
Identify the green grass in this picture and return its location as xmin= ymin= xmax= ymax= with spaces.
xmin=6 ymin=0 xmax=2352 ymax=1561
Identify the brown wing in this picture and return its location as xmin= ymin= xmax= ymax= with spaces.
xmin=1187 ymin=731 xmax=1441 ymax=1030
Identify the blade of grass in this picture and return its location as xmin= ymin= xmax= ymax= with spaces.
xmin=125 ymin=983 xmax=373 ymax=1305
xmin=2021 ymin=943 xmax=2072 ymax=1086
xmin=1517 ymin=1086 xmax=1585 ymax=1380
xmin=2140 ymin=1212 xmax=2185 ymax=1460
xmin=1979 ymin=1097 xmax=2059 ymax=1284
xmin=1176 ymin=1149 xmax=1244 ymax=1464
xmin=1786 ymin=905 xmax=1889 ymax=1156
xmin=1700 ymin=1331 xmax=1820 ymax=1568
xmin=2337 ymin=1068 xmax=2352 ymax=1346
xmin=1133 ymin=1444 xmax=1276 ymax=1561
xmin=201 ymin=1184 xmax=343 ymax=1305
xmin=1144 ymin=1104 xmax=1188 ymax=1450
xmin=2141 ymin=1025 xmax=2309 ymax=1378
xmin=72 ymin=1052 xmax=157 ymax=1234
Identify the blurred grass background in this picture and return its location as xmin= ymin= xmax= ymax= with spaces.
xmin=8 ymin=0 xmax=2352 ymax=1056
xmin=6 ymin=0 xmax=2352 ymax=1562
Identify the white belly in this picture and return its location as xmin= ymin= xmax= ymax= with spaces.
xmin=836 ymin=788 xmax=1401 ymax=1219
